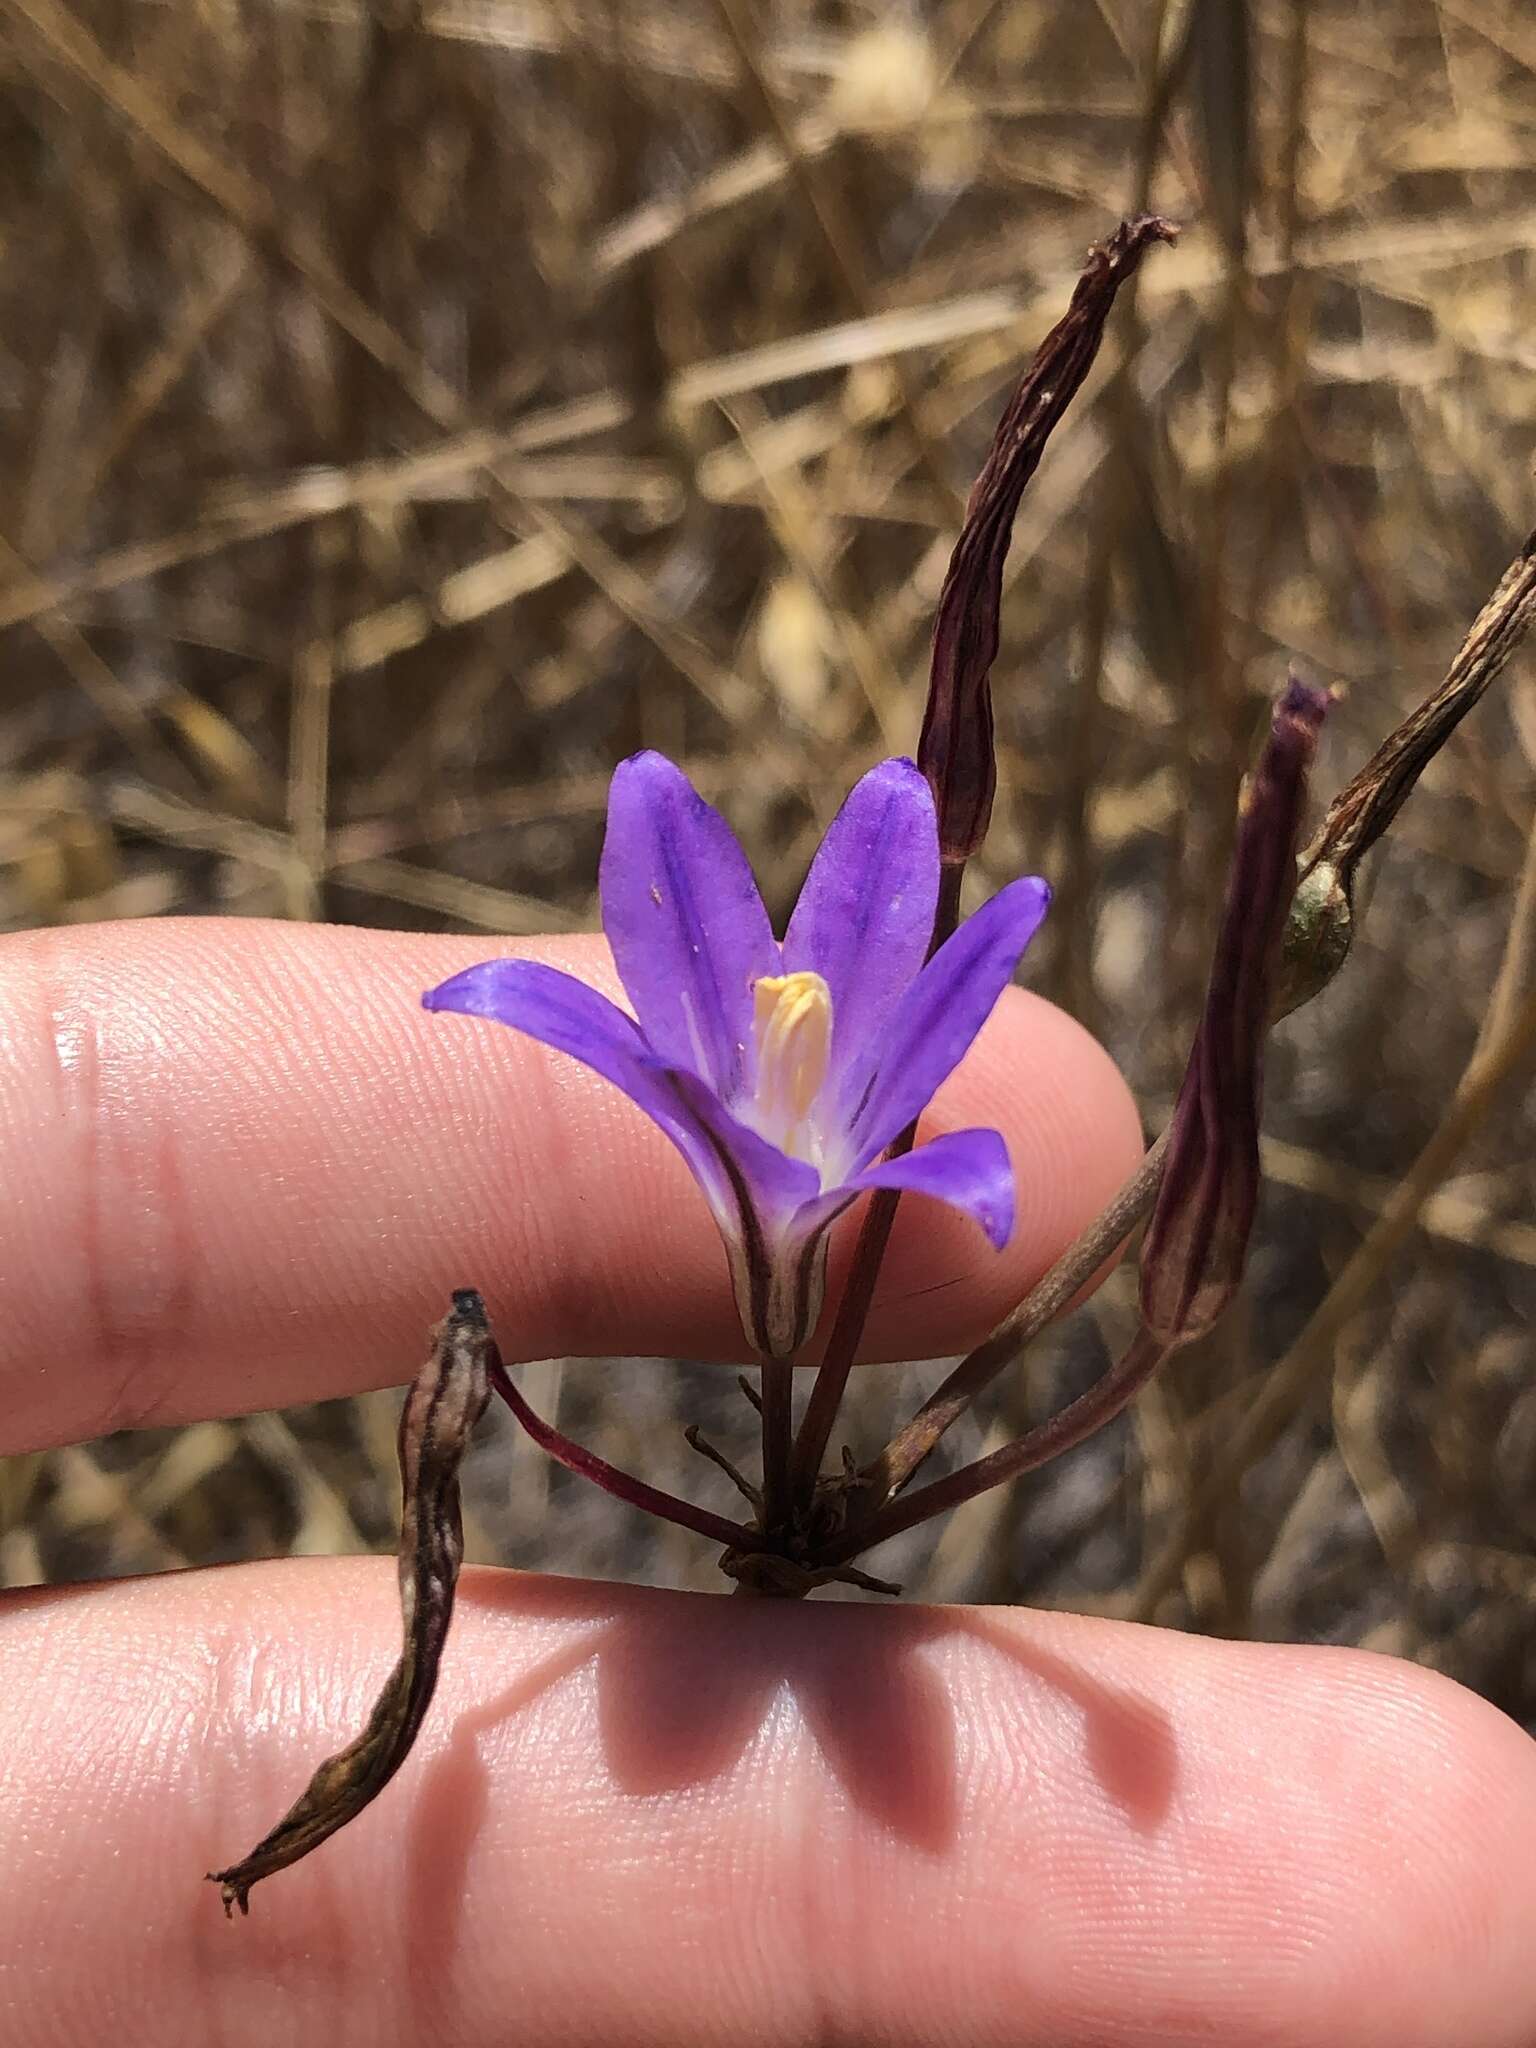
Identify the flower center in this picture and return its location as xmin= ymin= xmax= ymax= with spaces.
xmin=750 ymin=970 xmax=833 ymax=1164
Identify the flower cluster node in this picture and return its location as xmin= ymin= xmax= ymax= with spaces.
xmin=718 ymin=1545 xmax=902 ymax=1601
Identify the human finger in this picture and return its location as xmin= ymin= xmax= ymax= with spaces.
xmin=0 ymin=917 xmax=1142 ymax=1449
xmin=2 ymin=1561 xmax=1533 ymax=2047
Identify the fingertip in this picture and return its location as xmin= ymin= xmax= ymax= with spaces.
xmin=1217 ymin=1643 xmax=1536 ymax=2046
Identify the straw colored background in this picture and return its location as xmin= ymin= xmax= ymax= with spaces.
xmin=3 ymin=0 xmax=1535 ymax=1724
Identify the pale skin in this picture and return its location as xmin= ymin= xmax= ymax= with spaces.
xmin=0 ymin=919 xmax=1533 ymax=2048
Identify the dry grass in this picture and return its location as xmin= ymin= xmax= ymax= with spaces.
xmin=2 ymin=0 xmax=1536 ymax=1721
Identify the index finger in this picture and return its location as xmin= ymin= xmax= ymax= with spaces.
xmin=0 ymin=917 xmax=1143 ymax=1452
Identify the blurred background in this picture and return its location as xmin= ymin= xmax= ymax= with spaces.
xmin=3 ymin=0 xmax=1535 ymax=1722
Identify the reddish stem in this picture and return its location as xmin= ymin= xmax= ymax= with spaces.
xmin=489 ymin=1354 xmax=757 ymax=1552
xmin=824 ymin=1328 xmax=1169 ymax=1563
xmin=790 ymin=861 xmax=965 ymax=1505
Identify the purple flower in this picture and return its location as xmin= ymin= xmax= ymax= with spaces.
xmin=423 ymin=754 xmax=1049 ymax=1358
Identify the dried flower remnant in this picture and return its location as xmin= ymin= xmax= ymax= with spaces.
xmin=918 ymin=213 xmax=1179 ymax=867
xmin=424 ymin=752 xmax=1048 ymax=1359
xmin=208 ymin=1291 xmax=492 ymax=1916
xmin=845 ymin=544 xmax=1536 ymax=1545
xmin=1141 ymin=674 xmax=1330 ymax=1343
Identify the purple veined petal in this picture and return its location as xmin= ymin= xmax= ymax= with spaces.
xmin=850 ymin=1125 xmax=1014 ymax=1249
xmin=848 ymin=874 xmax=1051 ymax=1164
xmin=781 ymin=757 xmax=940 ymax=1120
xmin=423 ymin=959 xmax=744 ymax=1238
xmin=598 ymin=752 xmax=780 ymax=1101
xmin=789 ymin=1126 xmax=1016 ymax=1254
xmin=664 ymin=1068 xmax=827 ymax=1359
xmin=662 ymin=1066 xmax=822 ymax=1224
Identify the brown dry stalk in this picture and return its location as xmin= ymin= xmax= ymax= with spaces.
xmin=1308 ymin=531 xmax=1536 ymax=880
xmin=1133 ymin=982 xmax=1536 ymax=1622
xmin=859 ymin=1131 xmax=1172 ymax=1513
xmin=1133 ymin=668 xmax=1536 ymax=1618
xmin=208 ymin=1291 xmax=492 ymax=1916
xmin=826 ymin=1327 xmax=1172 ymax=1564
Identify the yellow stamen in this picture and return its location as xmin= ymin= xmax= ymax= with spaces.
xmin=751 ymin=970 xmax=833 ymax=1160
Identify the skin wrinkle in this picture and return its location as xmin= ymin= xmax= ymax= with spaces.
xmin=194 ymin=1599 xmax=419 ymax=2035
xmin=38 ymin=927 xmax=200 ymax=1436
xmin=0 ymin=919 xmax=1142 ymax=1449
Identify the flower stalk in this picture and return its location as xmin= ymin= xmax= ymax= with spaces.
xmin=490 ymin=1350 xmax=758 ymax=1552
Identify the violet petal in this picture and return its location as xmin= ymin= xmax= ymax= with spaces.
xmin=663 ymin=1065 xmax=822 ymax=1230
xmin=792 ymin=1126 xmax=1016 ymax=1253
xmin=423 ymin=959 xmax=741 ymax=1231
xmin=664 ymin=1067 xmax=827 ymax=1357
xmin=598 ymin=752 xmax=780 ymax=1099
xmin=849 ymin=875 xmax=1051 ymax=1163
xmin=782 ymin=756 xmax=940 ymax=1120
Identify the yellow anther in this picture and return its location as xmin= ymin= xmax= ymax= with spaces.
xmin=751 ymin=971 xmax=833 ymax=1157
